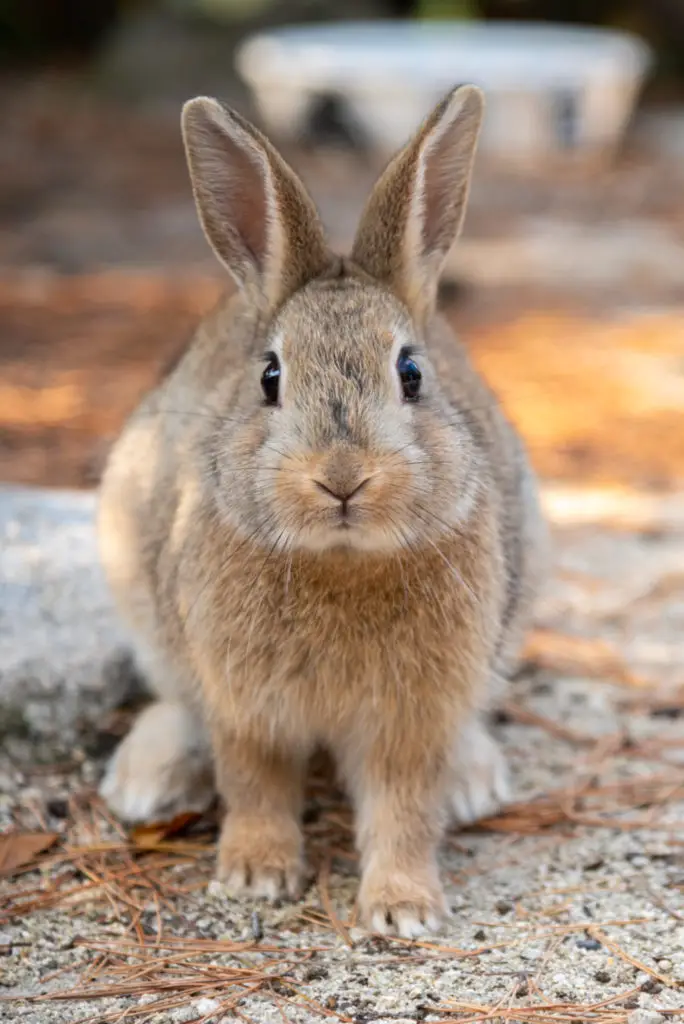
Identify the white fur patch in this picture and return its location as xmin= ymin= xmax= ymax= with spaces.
xmin=450 ymin=721 xmax=510 ymax=825
xmin=99 ymin=702 xmax=214 ymax=824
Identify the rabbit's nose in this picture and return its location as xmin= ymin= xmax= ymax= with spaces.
xmin=314 ymin=477 xmax=371 ymax=511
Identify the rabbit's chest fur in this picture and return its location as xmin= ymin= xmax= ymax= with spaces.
xmin=174 ymin=495 xmax=505 ymax=743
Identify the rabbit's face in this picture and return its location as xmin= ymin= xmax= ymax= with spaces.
xmin=184 ymin=85 xmax=486 ymax=554
xmin=212 ymin=277 xmax=480 ymax=555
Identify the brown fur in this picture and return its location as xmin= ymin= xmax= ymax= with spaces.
xmin=98 ymin=87 xmax=547 ymax=937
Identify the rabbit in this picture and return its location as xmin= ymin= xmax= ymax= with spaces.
xmin=98 ymin=85 xmax=547 ymax=938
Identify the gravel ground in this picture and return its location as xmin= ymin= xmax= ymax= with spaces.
xmin=1 ymin=485 xmax=684 ymax=1023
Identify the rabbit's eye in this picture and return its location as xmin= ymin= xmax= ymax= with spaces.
xmin=397 ymin=348 xmax=422 ymax=402
xmin=261 ymin=353 xmax=280 ymax=405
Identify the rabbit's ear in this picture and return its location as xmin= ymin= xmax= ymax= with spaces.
xmin=182 ymin=97 xmax=331 ymax=311
xmin=351 ymin=85 xmax=483 ymax=322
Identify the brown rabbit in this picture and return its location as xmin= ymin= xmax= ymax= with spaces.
xmin=98 ymin=86 xmax=546 ymax=937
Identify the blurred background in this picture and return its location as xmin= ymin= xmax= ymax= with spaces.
xmin=1 ymin=0 xmax=683 ymax=503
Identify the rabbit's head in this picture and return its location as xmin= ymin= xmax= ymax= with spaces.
xmin=182 ymin=87 xmax=484 ymax=554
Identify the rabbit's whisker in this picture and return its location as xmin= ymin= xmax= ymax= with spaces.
xmin=411 ymin=505 xmax=479 ymax=606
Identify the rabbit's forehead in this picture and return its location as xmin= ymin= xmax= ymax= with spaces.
xmin=273 ymin=286 xmax=411 ymax=374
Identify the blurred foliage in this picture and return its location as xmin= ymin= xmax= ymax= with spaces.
xmin=0 ymin=0 xmax=681 ymax=76
xmin=416 ymin=0 xmax=478 ymax=19
xmin=171 ymin=0 xmax=290 ymax=15
xmin=0 ymin=0 xmax=125 ymax=60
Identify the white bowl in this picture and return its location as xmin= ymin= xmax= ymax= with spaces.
xmin=236 ymin=20 xmax=652 ymax=165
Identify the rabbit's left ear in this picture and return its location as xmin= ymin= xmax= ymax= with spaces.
xmin=351 ymin=85 xmax=483 ymax=323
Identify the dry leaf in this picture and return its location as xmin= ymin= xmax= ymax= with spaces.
xmin=0 ymin=831 xmax=59 ymax=876
xmin=130 ymin=812 xmax=202 ymax=849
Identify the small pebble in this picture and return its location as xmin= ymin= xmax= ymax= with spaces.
xmin=303 ymin=966 xmax=329 ymax=982
xmin=627 ymin=1012 xmax=666 ymax=1024
xmin=171 ymin=1008 xmax=196 ymax=1023
xmin=251 ymin=909 xmax=263 ymax=941
xmin=195 ymin=997 xmax=221 ymax=1015
xmin=576 ymin=938 xmax=602 ymax=951
xmin=46 ymin=797 xmax=69 ymax=819
xmin=629 ymin=856 xmax=649 ymax=868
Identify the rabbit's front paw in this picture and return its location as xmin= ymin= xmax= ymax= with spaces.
xmin=217 ymin=815 xmax=304 ymax=901
xmin=450 ymin=724 xmax=509 ymax=826
xmin=99 ymin=701 xmax=214 ymax=824
xmin=359 ymin=868 xmax=447 ymax=938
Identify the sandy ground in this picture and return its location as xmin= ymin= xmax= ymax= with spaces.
xmin=1 ymin=487 xmax=683 ymax=1023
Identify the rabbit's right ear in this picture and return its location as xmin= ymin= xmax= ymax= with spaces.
xmin=182 ymin=98 xmax=331 ymax=313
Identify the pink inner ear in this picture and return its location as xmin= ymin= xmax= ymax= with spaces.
xmin=219 ymin=130 xmax=269 ymax=272
xmin=194 ymin=114 xmax=269 ymax=275
xmin=420 ymin=123 xmax=463 ymax=262
xmin=418 ymin=90 xmax=481 ymax=268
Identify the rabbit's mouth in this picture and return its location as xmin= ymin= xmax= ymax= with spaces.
xmin=288 ymin=508 xmax=414 ymax=555
xmin=262 ymin=445 xmax=423 ymax=554
xmin=310 ymin=509 xmax=366 ymax=549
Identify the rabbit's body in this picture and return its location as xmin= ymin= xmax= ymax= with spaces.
xmin=99 ymin=88 xmax=546 ymax=936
